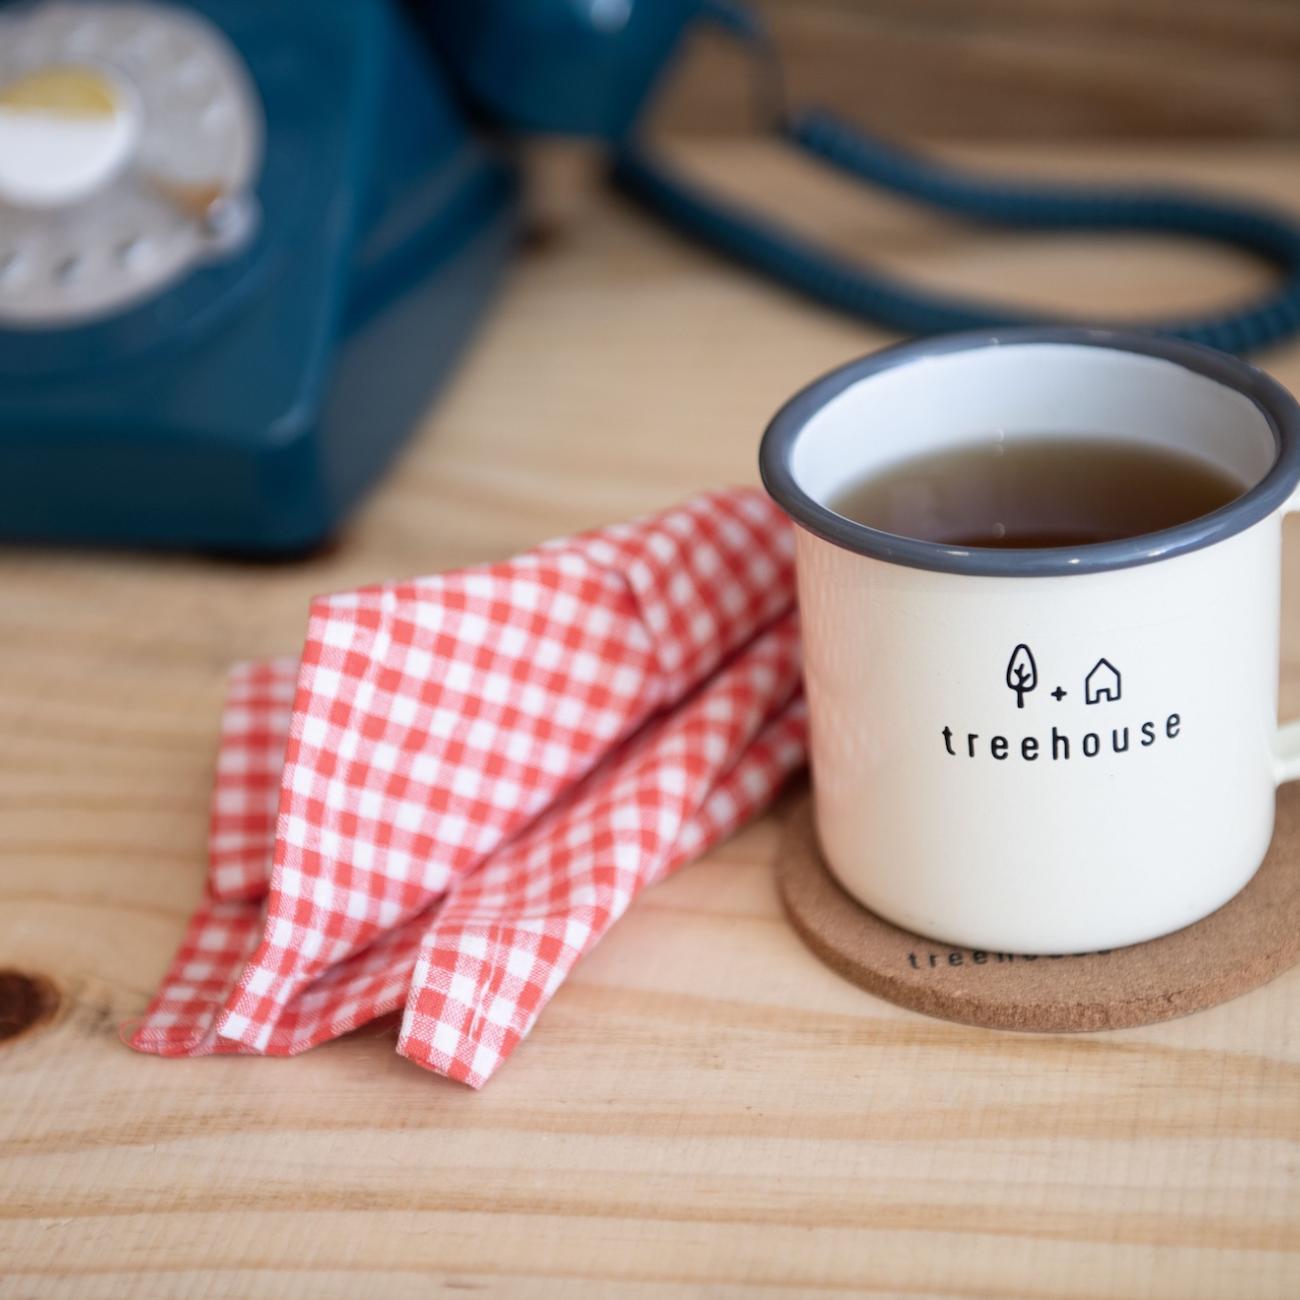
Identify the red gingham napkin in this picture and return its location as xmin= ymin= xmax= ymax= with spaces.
xmin=130 ymin=489 xmax=806 ymax=1087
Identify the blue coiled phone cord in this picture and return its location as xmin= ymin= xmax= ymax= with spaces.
xmin=610 ymin=1 xmax=1300 ymax=356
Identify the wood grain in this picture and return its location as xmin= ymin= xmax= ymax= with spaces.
xmin=662 ymin=0 xmax=1300 ymax=139
xmin=3 ymin=141 xmax=1300 ymax=1299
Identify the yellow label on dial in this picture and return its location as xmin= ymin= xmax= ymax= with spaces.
xmin=0 ymin=65 xmax=119 ymax=118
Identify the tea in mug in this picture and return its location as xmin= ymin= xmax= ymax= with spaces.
xmin=828 ymin=437 xmax=1247 ymax=548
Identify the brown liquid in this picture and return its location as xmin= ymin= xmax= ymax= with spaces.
xmin=827 ymin=437 xmax=1247 ymax=548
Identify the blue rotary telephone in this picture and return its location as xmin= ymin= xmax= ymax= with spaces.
xmin=3 ymin=0 xmax=1299 ymax=554
xmin=0 ymin=0 xmax=517 ymax=553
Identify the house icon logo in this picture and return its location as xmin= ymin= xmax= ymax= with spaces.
xmin=1084 ymin=657 xmax=1121 ymax=705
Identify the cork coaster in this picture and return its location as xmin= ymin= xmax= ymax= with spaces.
xmin=777 ymin=784 xmax=1300 ymax=1032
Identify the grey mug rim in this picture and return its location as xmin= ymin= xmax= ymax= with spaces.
xmin=758 ymin=327 xmax=1300 ymax=577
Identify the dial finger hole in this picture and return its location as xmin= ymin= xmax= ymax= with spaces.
xmin=65 ymin=17 xmax=105 ymax=57
xmin=0 ymin=249 xmax=27 ymax=284
xmin=52 ymin=252 xmax=82 ymax=285
xmin=114 ymin=233 xmax=149 ymax=269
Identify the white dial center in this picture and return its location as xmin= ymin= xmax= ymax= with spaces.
xmin=0 ymin=64 xmax=140 ymax=209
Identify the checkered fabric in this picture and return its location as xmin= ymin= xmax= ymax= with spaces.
xmin=131 ymin=489 xmax=806 ymax=1087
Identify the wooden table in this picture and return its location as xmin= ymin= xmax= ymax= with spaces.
xmin=4 ymin=141 xmax=1300 ymax=1299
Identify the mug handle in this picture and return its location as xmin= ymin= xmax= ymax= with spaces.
xmin=1276 ymin=494 xmax=1300 ymax=783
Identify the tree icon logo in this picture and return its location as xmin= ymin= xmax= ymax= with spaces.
xmin=1006 ymin=644 xmax=1038 ymax=709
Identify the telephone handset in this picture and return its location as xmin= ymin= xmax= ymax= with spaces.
xmin=426 ymin=0 xmax=1300 ymax=357
xmin=3 ymin=0 xmax=1299 ymax=556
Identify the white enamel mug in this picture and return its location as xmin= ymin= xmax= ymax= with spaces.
xmin=760 ymin=328 xmax=1300 ymax=954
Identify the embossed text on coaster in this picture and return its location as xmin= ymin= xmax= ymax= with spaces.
xmin=777 ymin=786 xmax=1300 ymax=1032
